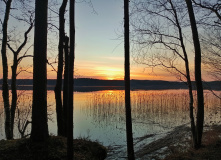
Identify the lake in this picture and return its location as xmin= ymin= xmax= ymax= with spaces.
xmin=0 ymin=89 xmax=220 ymax=158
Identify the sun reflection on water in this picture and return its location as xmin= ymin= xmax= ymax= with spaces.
xmin=0 ymin=90 xmax=220 ymax=147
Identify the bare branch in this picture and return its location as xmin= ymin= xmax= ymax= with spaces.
xmin=17 ymin=55 xmax=33 ymax=64
xmin=77 ymin=0 xmax=97 ymax=14
xmin=131 ymin=0 xmax=193 ymax=83
xmin=192 ymin=0 xmax=221 ymax=21
xmin=16 ymin=19 xmax=33 ymax=55
xmin=48 ymin=22 xmax=59 ymax=30
xmin=153 ymin=40 xmax=185 ymax=60
xmin=16 ymin=67 xmax=32 ymax=76
xmin=202 ymin=80 xmax=221 ymax=99
xmin=17 ymin=104 xmax=32 ymax=138
xmin=47 ymin=60 xmax=57 ymax=73
xmin=7 ymin=42 xmax=16 ymax=53
xmin=49 ymin=7 xmax=59 ymax=15
xmin=7 ymin=12 xmax=33 ymax=58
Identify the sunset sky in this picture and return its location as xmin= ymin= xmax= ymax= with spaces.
xmin=0 ymin=0 xmax=213 ymax=81
xmin=68 ymin=0 xmax=164 ymax=80
xmin=55 ymin=0 xmax=188 ymax=81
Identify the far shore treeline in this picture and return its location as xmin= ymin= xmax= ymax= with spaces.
xmin=0 ymin=78 xmax=220 ymax=92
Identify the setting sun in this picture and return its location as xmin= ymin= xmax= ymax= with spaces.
xmin=84 ymin=66 xmax=124 ymax=80
xmin=107 ymin=77 xmax=115 ymax=80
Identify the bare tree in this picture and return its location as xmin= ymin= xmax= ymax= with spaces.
xmin=192 ymin=0 xmax=221 ymax=22
xmin=17 ymin=93 xmax=32 ymax=138
xmin=63 ymin=35 xmax=69 ymax=137
xmin=201 ymin=29 xmax=221 ymax=81
xmin=124 ymin=0 xmax=135 ymax=159
xmin=47 ymin=0 xmax=94 ymax=138
xmin=1 ymin=0 xmax=34 ymax=140
xmin=185 ymin=0 xmax=204 ymax=148
xmin=1 ymin=0 xmax=12 ymax=140
xmin=192 ymin=0 xmax=221 ymax=81
xmin=131 ymin=0 xmax=199 ymax=148
xmin=54 ymin=0 xmax=68 ymax=137
xmin=7 ymin=15 xmax=33 ymax=139
xmin=31 ymin=0 xmax=49 ymax=142
xmin=41 ymin=0 xmax=70 ymax=137
xmin=67 ymin=0 xmax=75 ymax=159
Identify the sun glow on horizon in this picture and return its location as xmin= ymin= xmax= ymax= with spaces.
xmin=106 ymin=77 xmax=115 ymax=80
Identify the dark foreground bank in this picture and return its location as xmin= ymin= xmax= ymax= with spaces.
xmin=0 ymin=136 xmax=107 ymax=160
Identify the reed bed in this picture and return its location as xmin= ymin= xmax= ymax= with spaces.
xmin=0 ymin=90 xmax=55 ymax=139
xmin=84 ymin=90 xmax=221 ymax=129
xmin=0 ymin=90 xmax=220 ymax=139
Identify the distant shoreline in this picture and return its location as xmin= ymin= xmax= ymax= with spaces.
xmin=0 ymin=78 xmax=220 ymax=92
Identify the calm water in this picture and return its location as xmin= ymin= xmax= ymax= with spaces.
xmin=0 ymin=90 xmax=221 ymax=150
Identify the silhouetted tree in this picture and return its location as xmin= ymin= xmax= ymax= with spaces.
xmin=192 ymin=0 xmax=221 ymax=81
xmin=31 ymin=0 xmax=49 ymax=142
xmin=7 ymin=16 xmax=33 ymax=139
xmin=1 ymin=0 xmax=12 ymax=140
xmin=54 ymin=0 xmax=68 ymax=137
xmin=131 ymin=0 xmax=197 ymax=148
xmin=185 ymin=0 xmax=204 ymax=148
xmin=63 ymin=36 xmax=69 ymax=137
xmin=67 ymin=0 xmax=75 ymax=159
xmin=124 ymin=0 xmax=135 ymax=159
xmin=192 ymin=0 xmax=221 ymax=21
xmin=201 ymin=29 xmax=221 ymax=81
xmin=1 ymin=0 xmax=34 ymax=140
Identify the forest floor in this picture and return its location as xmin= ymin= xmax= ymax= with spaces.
xmin=0 ymin=136 xmax=107 ymax=160
xmin=134 ymin=124 xmax=221 ymax=160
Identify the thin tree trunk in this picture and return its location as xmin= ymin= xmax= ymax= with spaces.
xmin=179 ymin=21 xmax=197 ymax=151
xmin=54 ymin=0 xmax=68 ymax=137
xmin=63 ymin=36 xmax=69 ymax=137
xmin=169 ymin=1 xmax=197 ymax=148
xmin=67 ymin=0 xmax=75 ymax=159
xmin=1 ymin=0 xmax=12 ymax=140
xmin=8 ymin=14 xmax=33 ymax=140
xmin=31 ymin=0 xmax=49 ymax=142
xmin=10 ymin=53 xmax=18 ymax=139
xmin=124 ymin=0 xmax=135 ymax=159
xmin=187 ymin=76 xmax=197 ymax=147
xmin=179 ymin=19 xmax=197 ymax=149
xmin=185 ymin=0 xmax=204 ymax=148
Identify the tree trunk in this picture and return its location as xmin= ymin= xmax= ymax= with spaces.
xmin=31 ymin=0 xmax=49 ymax=142
xmin=124 ymin=0 xmax=135 ymax=159
xmin=178 ymin=21 xmax=197 ymax=149
xmin=54 ymin=0 xmax=68 ymax=137
xmin=10 ymin=53 xmax=18 ymax=139
xmin=63 ymin=36 xmax=69 ymax=137
xmin=67 ymin=0 xmax=75 ymax=159
xmin=178 ymin=20 xmax=197 ymax=149
xmin=1 ymin=0 xmax=12 ymax=140
xmin=180 ymin=24 xmax=197 ymax=151
xmin=185 ymin=0 xmax=204 ymax=148
xmin=187 ymin=76 xmax=197 ymax=147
